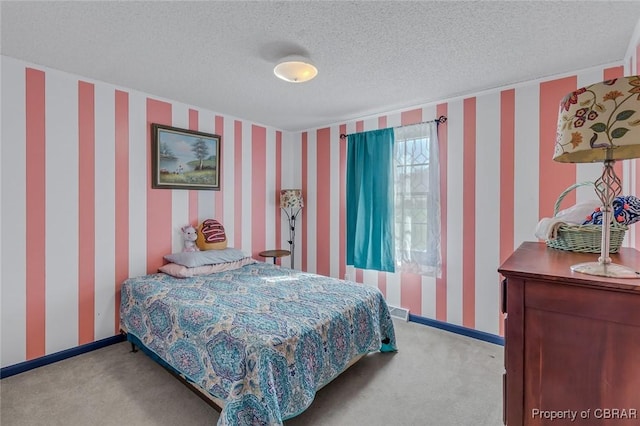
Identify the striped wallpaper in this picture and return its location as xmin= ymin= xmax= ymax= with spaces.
xmin=2 ymin=36 xmax=639 ymax=369
xmin=295 ymin=65 xmax=638 ymax=339
xmin=1 ymin=56 xmax=292 ymax=367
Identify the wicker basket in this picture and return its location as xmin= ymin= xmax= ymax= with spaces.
xmin=545 ymin=182 xmax=628 ymax=254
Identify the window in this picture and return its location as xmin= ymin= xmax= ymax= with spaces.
xmin=394 ymin=122 xmax=441 ymax=276
xmin=345 ymin=122 xmax=441 ymax=276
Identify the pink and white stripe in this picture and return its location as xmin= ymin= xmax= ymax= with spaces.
xmin=2 ymin=42 xmax=639 ymax=370
xmin=294 ymin=64 xmax=640 ymax=337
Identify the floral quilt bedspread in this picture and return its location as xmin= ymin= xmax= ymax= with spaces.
xmin=120 ymin=262 xmax=397 ymax=425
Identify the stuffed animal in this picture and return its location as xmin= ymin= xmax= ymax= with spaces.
xmin=181 ymin=225 xmax=200 ymax=252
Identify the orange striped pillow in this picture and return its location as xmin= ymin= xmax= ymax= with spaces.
xmin=196 ymin=219 xmax=228 ymax=250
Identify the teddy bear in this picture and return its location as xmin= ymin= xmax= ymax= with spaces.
xmin=181 ymin=225 xmax=200 ymax=252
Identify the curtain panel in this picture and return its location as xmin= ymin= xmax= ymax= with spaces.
xmin=346 ymin=128 xmax=396 ymax=272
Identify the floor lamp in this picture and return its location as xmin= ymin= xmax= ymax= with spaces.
xmin=553 ymin=76 xmax=640 ymax=278
xmin=280 ymin=189 xmax=304 ymax=269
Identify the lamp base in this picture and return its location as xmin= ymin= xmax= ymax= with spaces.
xmin=570 ymin=262 xmax=639 ymax=279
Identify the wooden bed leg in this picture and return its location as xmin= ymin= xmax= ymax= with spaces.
xmin=130 ymin=342 xmax=138 ymax=353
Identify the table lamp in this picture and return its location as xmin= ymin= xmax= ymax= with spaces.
xmin=280 ymin=189 xmax=304 ymax=269
xmin=554 ymin=75 xmax=640 ymax=278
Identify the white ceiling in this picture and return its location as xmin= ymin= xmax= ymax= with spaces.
xmin=2 ymin=1 xmax=640 ymax=132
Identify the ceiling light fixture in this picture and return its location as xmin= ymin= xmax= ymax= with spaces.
xmin=273 ymin=56 xmax=318 ymax=83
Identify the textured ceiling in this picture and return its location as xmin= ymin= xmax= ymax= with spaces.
xmin=2 ymin=1 xmax=640 ymax=131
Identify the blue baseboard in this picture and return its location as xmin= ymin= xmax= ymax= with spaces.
xmin=1 ymin=318 xmax=502 ymax=379
xmin=0 ymin=334 xmax=126 ymax=379
xmin=408 ymin=314 xmax=505 ymax=346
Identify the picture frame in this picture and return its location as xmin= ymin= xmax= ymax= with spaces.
xmin=151 ymin=123 xmax=221 ymax=190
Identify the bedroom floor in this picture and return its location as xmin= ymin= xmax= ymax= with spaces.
xmin=0 ymin=320 xmax=503 ymax=426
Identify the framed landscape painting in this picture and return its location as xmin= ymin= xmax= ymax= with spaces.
xmin=151 ymin=124 xmax=221 ymax=190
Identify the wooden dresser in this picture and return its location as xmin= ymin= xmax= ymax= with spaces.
xmin=498 ymin=242 xmax=640 ymax=425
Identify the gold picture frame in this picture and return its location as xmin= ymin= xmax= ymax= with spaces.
xmin=151 ymin=123 xmax=221 ymax=190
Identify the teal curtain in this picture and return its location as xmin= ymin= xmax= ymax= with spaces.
xmin=346 ymin=128 xmax=395 ymax=272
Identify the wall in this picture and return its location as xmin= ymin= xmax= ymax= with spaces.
xmin=627 ymin=18 xmax=640 ymax=250
xmin=0 ymin=56 xmax=298 ymax=368
xmin=293 ymin=62 xmax=639 ymax=337
xmin=3 ymin=30 xmax=640 ymax=368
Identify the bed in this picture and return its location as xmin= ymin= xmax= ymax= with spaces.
xmin=119 ymin=251 xmax=397 ymax=426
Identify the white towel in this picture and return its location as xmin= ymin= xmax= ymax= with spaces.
xmin=535 ymin=200 xmax=601 ymax=240
xmin=535 ymin=217 xmax=563 ymax=240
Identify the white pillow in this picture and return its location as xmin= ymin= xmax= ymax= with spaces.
xmin=164 ymin=248 xmax=248 ymax=268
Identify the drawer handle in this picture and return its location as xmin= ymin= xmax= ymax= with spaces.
xmin=501 ymin=278 xmax=507 ymax=314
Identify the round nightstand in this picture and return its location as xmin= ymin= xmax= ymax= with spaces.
xmin=258 ymin=249 xmax=291 ymax=264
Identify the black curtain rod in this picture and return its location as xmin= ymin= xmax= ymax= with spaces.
xmin=339 ymin=115 xmax=447 ymax=140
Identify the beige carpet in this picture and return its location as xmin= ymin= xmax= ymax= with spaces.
xmin=0 ymin=320 xmax=504 ymax=426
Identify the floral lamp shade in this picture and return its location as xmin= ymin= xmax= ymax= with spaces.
xmin=554 ymin=76 xmax=640 ymax=163
xmin=552 ymin=75 xmax=640 ymax=279
xmin=280 ymin=189 xmax=304 ymax=209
